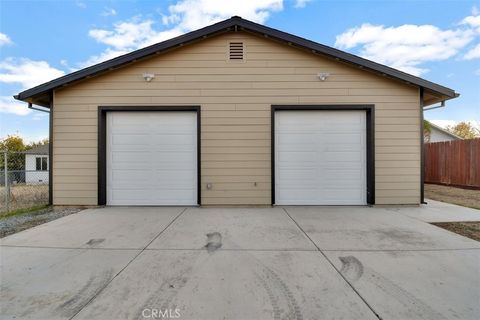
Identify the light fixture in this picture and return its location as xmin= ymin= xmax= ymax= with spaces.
xmin=317 ymin=72 xmax=330 ymax=81
xmin=142 ymin=73 xmax=155 ymax=82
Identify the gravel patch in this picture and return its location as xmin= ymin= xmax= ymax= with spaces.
xmin=0 ymin=207 xmax=83 ymax=238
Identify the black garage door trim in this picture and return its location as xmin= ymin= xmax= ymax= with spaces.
xmin=271 ymin=105 xmax=375 ymax=205
xmin=98 ymin=105 xmax=201 ymax=206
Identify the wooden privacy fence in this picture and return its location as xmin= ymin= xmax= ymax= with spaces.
xmin=425 ymin=139 xmax=480 ymax=189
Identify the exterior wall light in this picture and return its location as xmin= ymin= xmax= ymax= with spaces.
xmin=143 ymin=73 xmax=155 ymax=82
xmin=317 ymin=72 xmax=330 ymax=81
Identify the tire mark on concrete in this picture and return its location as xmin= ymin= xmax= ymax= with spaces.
xmin=56 ymin=269 xmax=114 ymax=318
xmin=254 ymin=271 xmax=282 ymax=320
xmin=263 ymin=265 xmax=303 ymax=320
xmin=338 ymin=255 xmax=447 ymax=320
xmin=135 ymin=257 xmax=196 ymax=319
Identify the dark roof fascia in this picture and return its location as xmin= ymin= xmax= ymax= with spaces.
xmin=14 ymin=16 xmax=457 ymax=103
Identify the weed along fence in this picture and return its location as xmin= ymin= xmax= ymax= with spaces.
xmin=425 ymin=139 xmax=480 ymax=189
xmin=0 ymin=149 xmax=49 ymax=213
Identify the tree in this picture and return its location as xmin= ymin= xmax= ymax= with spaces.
xmin=0 ymin=134 xmax=26 ymax=152
xmin=423 ymin=120 xmax=432 ymax=143
xmin=0 ymin=135 xmax=27 ymax=171
xmin=446 ymin=122 xmax=480 ymax=139
xmin=26 ymin=138 xmax=49 ymax=150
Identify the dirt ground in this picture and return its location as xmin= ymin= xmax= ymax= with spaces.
xmin=432 ymin=222 xmax=480 ymax=242
xmin=425 ymin=184 xmax=480 ymax=210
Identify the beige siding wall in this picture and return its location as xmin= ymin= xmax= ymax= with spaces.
xmin=53 ymin=31 xmax=420 ymax=206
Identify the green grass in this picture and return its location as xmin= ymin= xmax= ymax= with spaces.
xmin=0 ymin=204 xmax=51 ymax=220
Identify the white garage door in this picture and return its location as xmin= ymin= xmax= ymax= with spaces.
xmin=275 ymin=111 xmax=366 ymax=205
xmin=107 ymin=112 xmax=197 ymax=205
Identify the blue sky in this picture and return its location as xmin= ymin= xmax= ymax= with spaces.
xmin=1 ymin=0 xmax=479 ymax=142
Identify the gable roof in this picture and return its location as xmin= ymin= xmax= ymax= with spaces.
xmin=14 ymin=16 xmax=458 ymax=107
xmin=23 ymin=144 xmax=49 ymax=155
xmin=427 ymin=121 xmax=463 ymax=140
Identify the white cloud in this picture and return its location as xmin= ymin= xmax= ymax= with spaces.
xmin=464 ymin=43 xmax=480 ymax=59
xmin=101 ymin=7 xmax=117 ymax=17
xmin=164 ymin=0 xmax=282 ymax=30
xmin=0 ymin=32 xmax=12 ymax=46
xmin=0 ymin=96 xmax=31 ymax=116
xmin=0 ymin=58 xmax=65 ymax=89
xmin=460 ymin=13 xmax=480 ymax=33
xmin=472 ymin=5 xmax=479 ymax=16
xmin=75 ymin=1 xmax=86 ymax=9
xmin=81 ymin=0 xmax=283 ymax=67
xmin=88 ymin=19 xmax=168 ymax=50
xmin=335 ymin=23 xmax=475 ymax=76
xmin=294 ymin=0 xmax=311 ymax=8
xmin=83 ymin=18 xmax=184 ymax=67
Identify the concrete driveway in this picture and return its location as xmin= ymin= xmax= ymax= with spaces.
xmin=1 ymin=203 xmax=479 ymax=320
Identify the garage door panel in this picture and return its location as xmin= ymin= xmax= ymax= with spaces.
xmin=322 ymin=133 xmax=364 ymax=145
xmin=111 ymin=144 xmax=195 ymax=152
xmin=275 ymin=110 xmax=366 ymax=205
xmin=111 ymin=169 xmax=195 ymax=183
xmin=111 ymin=112 xmax=195 ymax=125
xmin=323 ymin=162 xmax=364 ymax=169
xmin=111 ymin=134 xmax=195 ymax=146
xmin=322 ymin=188 xmax=364 ymax=199
xmin=323 ymin=169 xmax=364 ymax=180
xmin=276 ymin=168 xmax=317 ymax=180
xmin=323 ymin=152 xmax=364 ymax=162
xmin=276 ymin=152 xmax=317 ymax=162
xmin=110 ymin=151 xmax=195 ymax=163
xmin=111 ymin=190 xmax=196 ymax=204
xmin=277 ymin=112 xmax=364 ymax=127
xmin=110 ymin=158 xmax=196 ymax=169
xmin=277 ymin=189 xmax=319 ymax=201
xmin=107 ymin=112 xmax=197 ymax=205
xmin=110 ymin=124 xmax=194 ymax=134
xmin=110 ymin=182 xmax=194 ymax=190
xmin=277 ymin=134 xmax=318 ymax=145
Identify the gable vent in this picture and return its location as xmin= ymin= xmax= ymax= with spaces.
xmin=229 ymin=42 xmax=244 ymax=60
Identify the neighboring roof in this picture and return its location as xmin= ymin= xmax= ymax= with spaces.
xmin=426 ymin=121 xmax=463 ymax=140
xmin=14 ymin=16 xmax=458 ymax=107
xmin=23 ymin=144 xmax=49 ymax=155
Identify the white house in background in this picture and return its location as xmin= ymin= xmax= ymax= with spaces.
xmin=25 ymin=144 xmax=49 ymax=184
xmin=427 ymin=122 xmax=463 ymax=143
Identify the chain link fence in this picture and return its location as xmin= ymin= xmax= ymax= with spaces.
xmin=1 ymin=149 xmax=49 ymax=214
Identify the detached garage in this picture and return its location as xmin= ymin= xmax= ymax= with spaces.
xmin=14 ymin=16 xmax=458 ymax=207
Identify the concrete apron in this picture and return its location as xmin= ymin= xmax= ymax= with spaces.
xmin=1 ymin=205 xmax=479 ymax=320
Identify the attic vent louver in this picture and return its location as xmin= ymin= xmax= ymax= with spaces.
xmin=229 ymin=42 xmax=244 ymax=60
